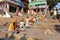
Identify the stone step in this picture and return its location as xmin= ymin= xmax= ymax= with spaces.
xmin=30 ymin=23 xmax=60 ymax=30
xmin=0 ymin=32 xmax=6 ymax=39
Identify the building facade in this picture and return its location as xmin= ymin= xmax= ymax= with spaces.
xmin=0 ymin=0 xmax=25 ymax=12
xmin=29 ymin=0 xmax=48 ymax=13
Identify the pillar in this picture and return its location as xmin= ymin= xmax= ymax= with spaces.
xmin=16 ymin=7 xmax=19 ymax=12
xmin=7 ymin=3 xmax=9 ymax=12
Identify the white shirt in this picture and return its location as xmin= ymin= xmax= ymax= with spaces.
xmin=2 ymin=12 xmax=11 ymax=17
xmin=20 ymin=22 xmax=24 ymax=26
xmin=19 ymin=12 xmax=22 ymax=16
xmin=25 ymin=18 xmax=30 ymax=27
xmin=54 ymin=11 xmax=57 ymax=15
xmin=19 ymin=22 xmax=24 ymax=28
xmin=0 ymin=15 xmax=2 ymax=17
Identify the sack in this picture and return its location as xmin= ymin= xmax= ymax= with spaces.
xmin=15 ymin=28 xmax=19 ymax=34
xmin=16 ymin=31 xmax=19 ymax=34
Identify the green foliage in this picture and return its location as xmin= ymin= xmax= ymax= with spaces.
xmin=58 ymin=0 xmax=60 ymax=2
xmin=47 ymin=0 xmax=57 ymax=10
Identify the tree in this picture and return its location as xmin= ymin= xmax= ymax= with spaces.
xmin=47 ymin=0 xmax=57 ymax=10
xmin=58 ymin=0 xmax=60 ymax=2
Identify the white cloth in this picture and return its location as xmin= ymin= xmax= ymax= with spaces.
xmin=19 ymin=12 xmax=22 ymax=16
xmin=19 ymin=22 xmax=24 ymax=28
xmin=33 ymin=18 xmax=35 ymax=21
xmin=54 ymin=11 xmax=57 ymax=15
xmin=0 ymin=15 xmax=2 ymax=17
xmin=0 ymin=13 xmax=2 ymax=17
xmin=19 ymin=22 xmax=27 ymax=30
xmin=25 ymin=18 xmax=30 ymax=27
xmin=2 ymin=12 xmax=11 ymax=17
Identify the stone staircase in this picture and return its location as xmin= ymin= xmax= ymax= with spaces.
xmin=0 ymin=13 xmax=60 ymax=40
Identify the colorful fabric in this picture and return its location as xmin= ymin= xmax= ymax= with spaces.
xmin=12 ymin=19 xmax=17 ymax=23
xmin=40 ymin=15 xmax=43 ymax=20
xmin=8 ymin=23 xmax=14 ymax=32
xmin=54 ymin=11 xmax=57 ymax=15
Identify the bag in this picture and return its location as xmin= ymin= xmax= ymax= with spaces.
xmin=16 ymin=31 xmax=19 ymax=34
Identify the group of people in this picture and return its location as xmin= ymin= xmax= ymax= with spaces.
xmin=50 ymin=9 xmax=60 ymax=22
xmin=8 ymin=14 xmax=39 ymax=34
xmin=0 ymin=11 xmax=11 ymax=17
xmin=0 ymin=10 xmax=22 ymax=18
xmin=15 ymin=10 xmax=22 ymax=16
xmin=0 ymin=9 xmax=48 ymax=37
xmin=8 ymin=18 xmax=29 ymax=34
xmin=28 ymin=10 xmax=46 ymax=21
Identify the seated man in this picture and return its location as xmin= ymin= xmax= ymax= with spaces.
xmin=39 ymin=14 xmax=44 ymax=20
xmin=53 ymin=10 xmax=57 ymax=19
xmin=2 ymin=12 xmax=11 ymax=17
xmin=8 ymin=22 xmax=15 ymax=32
xmin=19 ymin=19 xmax=27 ymax=30
xmin=8 ymin=19 xmax=19 ymax=34
xmin=8 ymin=19 xmax=16 ymax=32
xmin=0 ymin=11 xmax=11 ymax=17
xmin=25 ymin=16 xmax=30 ymax=27
xmin=15 ymin=10 xmax=22 ymax=16
xmin=29 ymin=17 xmax=36 ymax=24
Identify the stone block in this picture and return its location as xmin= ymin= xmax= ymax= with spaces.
xmin=27 ymin=36 xmax=34 ymax=40
xmin=14 ymin=34 xmax=23 ymax=40
xmin=7 ymin=32 xmax=12 ymax=38
xmin=0 ymin=32 xmax=6 ymax=38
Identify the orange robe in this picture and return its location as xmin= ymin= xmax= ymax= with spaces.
xmin=8 ymin=23 xmax=14 ymax=32
xmin=40 ymin=15 xmax=43 ymax=20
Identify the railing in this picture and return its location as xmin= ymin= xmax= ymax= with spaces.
xmin=0 ymin=0 xmax=25 ymax=8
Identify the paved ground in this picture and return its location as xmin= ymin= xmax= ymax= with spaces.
xmin=20 ymin=28 xmax=60 ymax=40
xmin=0 ymin=13 xmax=60 ymax=40
xmin=0 ymin=28 xmax=60 ymax=40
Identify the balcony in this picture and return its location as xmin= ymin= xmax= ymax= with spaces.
xmin=0 ymin=0 xmax=11 ymax=2
xmin=0 ymin=0 xmax=25 ymax=8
